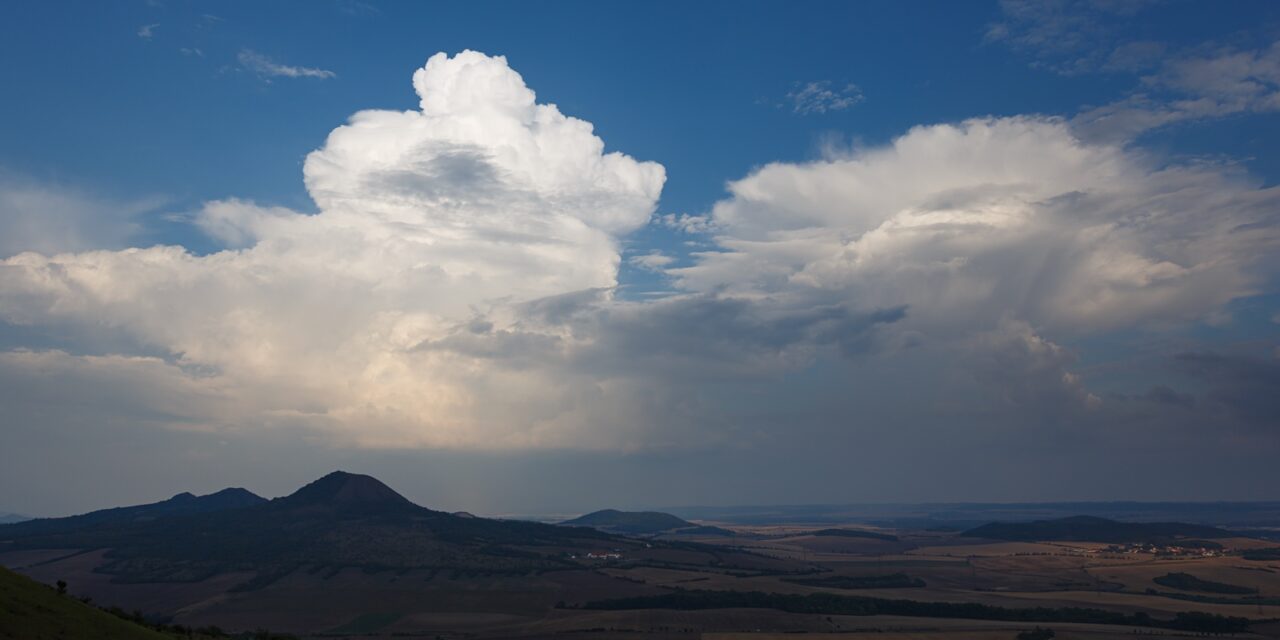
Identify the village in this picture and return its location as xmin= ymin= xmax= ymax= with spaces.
xmin=567 ymin=550 xmax=625 ymax=561
xmin=1094 ymin=542 xmax=1228 ymax=558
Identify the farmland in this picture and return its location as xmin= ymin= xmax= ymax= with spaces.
xmin=6 ymin=511 xmax=1280 ymax=638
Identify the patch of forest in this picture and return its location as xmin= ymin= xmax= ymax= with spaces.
xmin=783 ymin=572 xmax=925 ymax=589
xmin=575 ymin=588 xmax=1251 ymax=633
xmin=1152 ymin=572 xmax=1256 ymax=595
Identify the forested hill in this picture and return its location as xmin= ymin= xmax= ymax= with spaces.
xmin=0 ymin=471 xmax=623 ymax=585
xmin=562 ymin=509 xmax=694 ymax=534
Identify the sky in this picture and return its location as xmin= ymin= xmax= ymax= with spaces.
xmin=1 ymin=0 xmax=1279 ymax=518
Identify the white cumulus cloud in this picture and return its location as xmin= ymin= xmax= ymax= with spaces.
xmin=676 ymin=116 xmax=1280 ymax=337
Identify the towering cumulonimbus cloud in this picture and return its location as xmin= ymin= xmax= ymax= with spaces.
xmin=0 ymin=51 xmax=666 ymax=448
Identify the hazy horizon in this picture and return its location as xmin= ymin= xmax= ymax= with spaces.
xmin=10 ymin=461 xmax=1280 ymax=521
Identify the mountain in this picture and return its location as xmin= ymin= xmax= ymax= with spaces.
xmin=962 ymin=515 xmax=1233 ymax=543
xmin=0 ymin=565 xmax=172 ymax=640
xmin=0 ymin=511 xmax=29 ymax=524
xmin=0 ymin=472 xmax=798 ymax=636
xmin=277 ymin=470 xmax=414 ymax=509
xmin=0 ymin=471 xmax=620 ymax=585
xmin=0 ymin=487 xmax=265 ymax=538
xmin=562 ymin=509 xmax=697 ymax=534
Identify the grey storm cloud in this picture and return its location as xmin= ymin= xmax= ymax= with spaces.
xmin=1173 ymin=351 xmax=1280 ymax=426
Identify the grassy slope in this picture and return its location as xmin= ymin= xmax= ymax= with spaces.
xmin=0 ymin=566 xmax=171 ymax=640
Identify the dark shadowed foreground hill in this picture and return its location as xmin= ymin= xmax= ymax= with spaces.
xmin=0 ymin=471 xmax=619 ymax=584
xmin=963 ymin=515 xmax=1232 ymax=543
xmin=0 ymin=565 xmax=171 ymax=639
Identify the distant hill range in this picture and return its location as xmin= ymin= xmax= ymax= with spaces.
xmin=0 ymin=487 xmax=265 ymax=537
xmin=963 ymin=515 xmax=1233 ymax=543
xmin=665 ymin=501 xmax=1280 ymax=529
xmin=0 ymin=471 xmax=623 ymax=585
xmin=0 ymin=512 xmax=29 ymax=525
xmin=561 ymin=509 xmax=733 ymax=536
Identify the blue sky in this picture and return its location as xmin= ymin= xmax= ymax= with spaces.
xmin=1 ymin=1 xmax=1279 ymax=515
xmin=6 ymin=1 xmax=1277 ymax=264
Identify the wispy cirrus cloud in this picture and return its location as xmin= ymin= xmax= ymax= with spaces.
xmin=627 ymin=251 xmax=675 ymax=272
xmin=785 ymin=81 xmax=863 ymax=115
xmin=136 ymin=23 xmax=159 ymax=40
xmin=987 ymin=1 xmax=1280 ymax=141
xmin=1074 ymin=42 xmax=1280 ymax=141
xmin=984 ymin=0 xmax=1158 ymax=76
xmin=238 ymin=49 xmax=335 ymax=80
xmin=337 ymin=0 xmax=382 ymax=16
